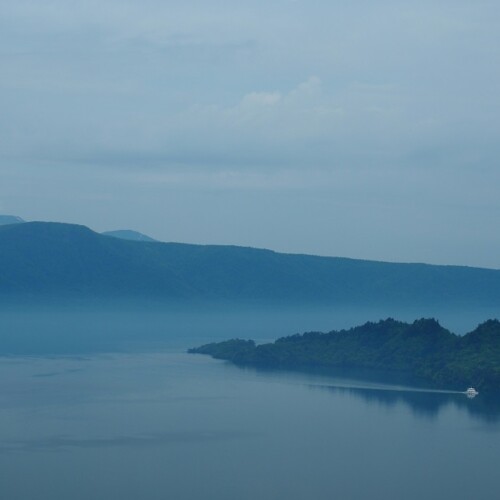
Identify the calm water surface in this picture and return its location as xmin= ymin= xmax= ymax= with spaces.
xmin=0 ymin=306 xmax=499 ymax=500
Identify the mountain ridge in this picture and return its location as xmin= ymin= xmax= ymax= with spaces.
xmin=1 ymin=221 xmax=500 ymax=305
xmin=102 ymin=229 xmax=157 ymax=242
xmin=0 ymin=215 xmax=25 ymax=226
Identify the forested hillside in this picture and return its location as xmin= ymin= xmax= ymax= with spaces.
xmin=189 ymin=319 xmax=500 ymax=393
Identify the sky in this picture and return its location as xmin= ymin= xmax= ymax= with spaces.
xmin=1 ymin=0 xmax=499 ymax=268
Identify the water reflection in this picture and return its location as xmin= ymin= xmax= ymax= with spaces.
xmin=311 ymin=384 xmax=500 ymax=423
xmin=222 ymin=362 xmax=500 ymax=424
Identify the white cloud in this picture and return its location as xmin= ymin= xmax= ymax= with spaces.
xmin=2 ymin=1 xmax=499 ymax=172
xmin=240 ymin=91 xmax=282 ymax=107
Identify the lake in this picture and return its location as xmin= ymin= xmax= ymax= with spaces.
xmin=0 ymin=305 xmax=499 ymax=500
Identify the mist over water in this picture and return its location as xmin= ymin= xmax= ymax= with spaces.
xmin=0 ymin=303 xmax=499 ymax=499
xmin=0 ymin=301 xmax=498 ymax=355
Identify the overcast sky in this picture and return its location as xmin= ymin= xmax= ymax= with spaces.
xmin=1 ymin=0 xmax=499 ymax=268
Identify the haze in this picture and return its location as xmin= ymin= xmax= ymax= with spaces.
xmin=1 ymin=0 xmax=499 ymax=268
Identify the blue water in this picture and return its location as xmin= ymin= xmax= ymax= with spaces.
xmin=0 ymin=305 xmax=499 ymax=500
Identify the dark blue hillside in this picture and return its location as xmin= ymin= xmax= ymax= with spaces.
xmin=0 ymin=221 xmax=499 ymax=305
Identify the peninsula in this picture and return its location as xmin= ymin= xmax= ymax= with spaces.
xmin=189 ymin=318 xmax=500 ymax=393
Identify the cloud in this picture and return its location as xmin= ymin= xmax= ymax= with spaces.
xmin=1 ymin=1 xmax=499 ymax=173
xmin=240 ymin=91 xmax=282 ymax=107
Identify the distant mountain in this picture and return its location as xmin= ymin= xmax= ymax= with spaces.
xmin=102 ymin=229 xmax=157 ymax=242
xmin=189 ymin=318 xmax=500 ymax=393
xmin=0 ymin=215 xmax=25 ymax=226
xmin=1 ymin=221 xmax=500 ymax=305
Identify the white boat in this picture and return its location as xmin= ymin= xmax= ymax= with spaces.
xmin=465 ymin=387 xmax=478 ymax=398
